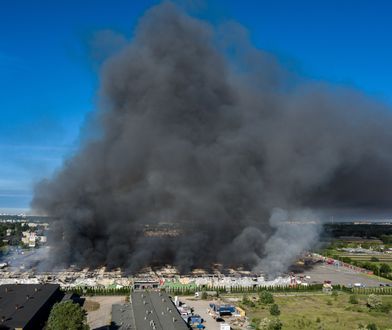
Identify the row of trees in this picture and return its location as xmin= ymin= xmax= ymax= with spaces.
xmin=63 ymin=282 xmax=344 ymax=296
xmin=380 ymin=234 xmax=392 ymax=244
xmin=64 ymin=286 xmax=131 ymax=296
xmin=352 ymin=286 xmax=392 ymax=295
xmin=165 ymin=283 xmax=325 ymax=295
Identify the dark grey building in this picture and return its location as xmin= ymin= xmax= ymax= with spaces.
xmin=131 ymin=292 xmax=188 ymax=330
xmin=133 ymin=280 xmax=160 ymax=291
xmin=0 ymin=284 xmax=63 ymax=330
xmin=111 ymin=292 xmax=188 ymax=330
xmin=111 ymin=303 xmax=135 ymax=330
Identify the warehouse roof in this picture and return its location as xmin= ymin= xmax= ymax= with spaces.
xmin=131 ymin=291 xmax=188 ymax=330
xmin=0 ymin=284 xmax=60 ymax=329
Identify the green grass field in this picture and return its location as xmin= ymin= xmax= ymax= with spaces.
xmin=239 ymin=292 xmax=392 ymax=329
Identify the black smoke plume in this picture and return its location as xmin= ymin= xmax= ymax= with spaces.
xmin=32 ymin=2 xmax=392 ymax=275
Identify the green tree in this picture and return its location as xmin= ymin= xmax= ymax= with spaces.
xmin=270 ymin=304 xmax=280 ymax=316
xmin=46 ymin=301 xmax=89 ymax=330
xmin=370 ymin=256 xmax=379 ymax=262
xmin=341 ymin=257 xmax=352 ymax=263
xmin=380 ymin=235 xmax=392 ymax=244
xmin=367 ymin=294 xmax=382 ymax=309
xmin=379 ymin=263 xmax=391 ymax=275
xmin=259 ymin=291 xmax=274 ymax=304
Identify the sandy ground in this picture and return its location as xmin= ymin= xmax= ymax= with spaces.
xmin=301 ymin=263 xmax=388 ymax=287
xmin=84 ymin=296 xmax=126 ymax=330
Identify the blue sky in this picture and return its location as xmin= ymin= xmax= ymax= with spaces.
xmin=0 ymin=0 xmax=391 ymax=213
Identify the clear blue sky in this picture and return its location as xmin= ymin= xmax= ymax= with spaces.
xmin=1 ymin=0 xmax=391 ymax=213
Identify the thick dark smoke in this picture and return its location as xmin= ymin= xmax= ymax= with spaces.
xmin=32 ymin=2 xmax=392 ymax=276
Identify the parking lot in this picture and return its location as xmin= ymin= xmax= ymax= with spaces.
xmin=181 ymin=297 xmax=226 ymax=330
xmin=301 ymin=263 xmax=390 ymax=287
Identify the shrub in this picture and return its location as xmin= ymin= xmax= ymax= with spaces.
xmin=251 ymin=317 xmax=261 ymax=329
xmin=367 ymin=294 xmax=382 ymax=309
xmin=379 ymin=263 xmax=391 ymax=275
xmin=270 ymin=304 xmax=280 ymax=316
xmin=259 ymin=291 xmax=274 ymax=304
xmin=367 ymin=323 xmax=378 ymax=330
xmin=370 ymin=256 xmax=379 ymax=262
xmin=349 ymin=295 xmax=359 ymax=304
xmin=377 ymin=303 xmax=391 ymax=313
xmin=258 ymin=317 xmax=283 ymax=330
xmin=242 ymin=294 xmax=250 ymax=304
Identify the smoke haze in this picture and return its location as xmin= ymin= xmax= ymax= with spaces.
xmin=32 ymin=2 xmax=392 ymax=275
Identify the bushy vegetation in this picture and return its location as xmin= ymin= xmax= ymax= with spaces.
xmin=349 ymin=295 xmax=359 ymax=304
xmin=269 ymin=304 xmax=280 ymax=316
xmin=259 ymin=291 xmax=274 ymax=304
xmin=242 ymin=294 xmax=256 ymax=307
xmin=380 ymin=234 xmax=392 ymax=244
xmin=251 ymin=317 xmax=282 ymax=330
xmin=366 ymin=294 xmax=382 ymax=309
xmin=46 ymin=301 xmax=89 ymax=330
xmin=366 ymin=294 xmax=391 ymax=313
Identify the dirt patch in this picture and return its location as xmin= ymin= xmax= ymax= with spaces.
xmin=84 ymin=296 xmax=126 ymax=329
xmin=84 ymin=300 xmax=100 ymax=312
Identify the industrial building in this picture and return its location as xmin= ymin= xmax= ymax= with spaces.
xmin=132 ymin=291 xmax=188 ymax=330
xmin=111 ymin=303 xmax=135 ymax=330
xmin=0 ymin=284 xmax=62 ymax=330
xmin=111 ymin=291 xmax=189 ymax=330
xmin=133 ymin=279 xmax=160 ymax=291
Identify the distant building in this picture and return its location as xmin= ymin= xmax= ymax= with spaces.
xmin=38 ymin=236 xmax=47 ymax=243
xmin=21 ymin=232 xmax=36 ymax=248
xmin=0 ymin=284 xmax=63 ymax=330
xmin=6 ymin=229 xmax=12 ymax=236
xmin=133 ymin=279 xmax=160 ymax=291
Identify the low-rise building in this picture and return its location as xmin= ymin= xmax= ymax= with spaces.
xmin=0 ymin=284 xmax=63 ymax=330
